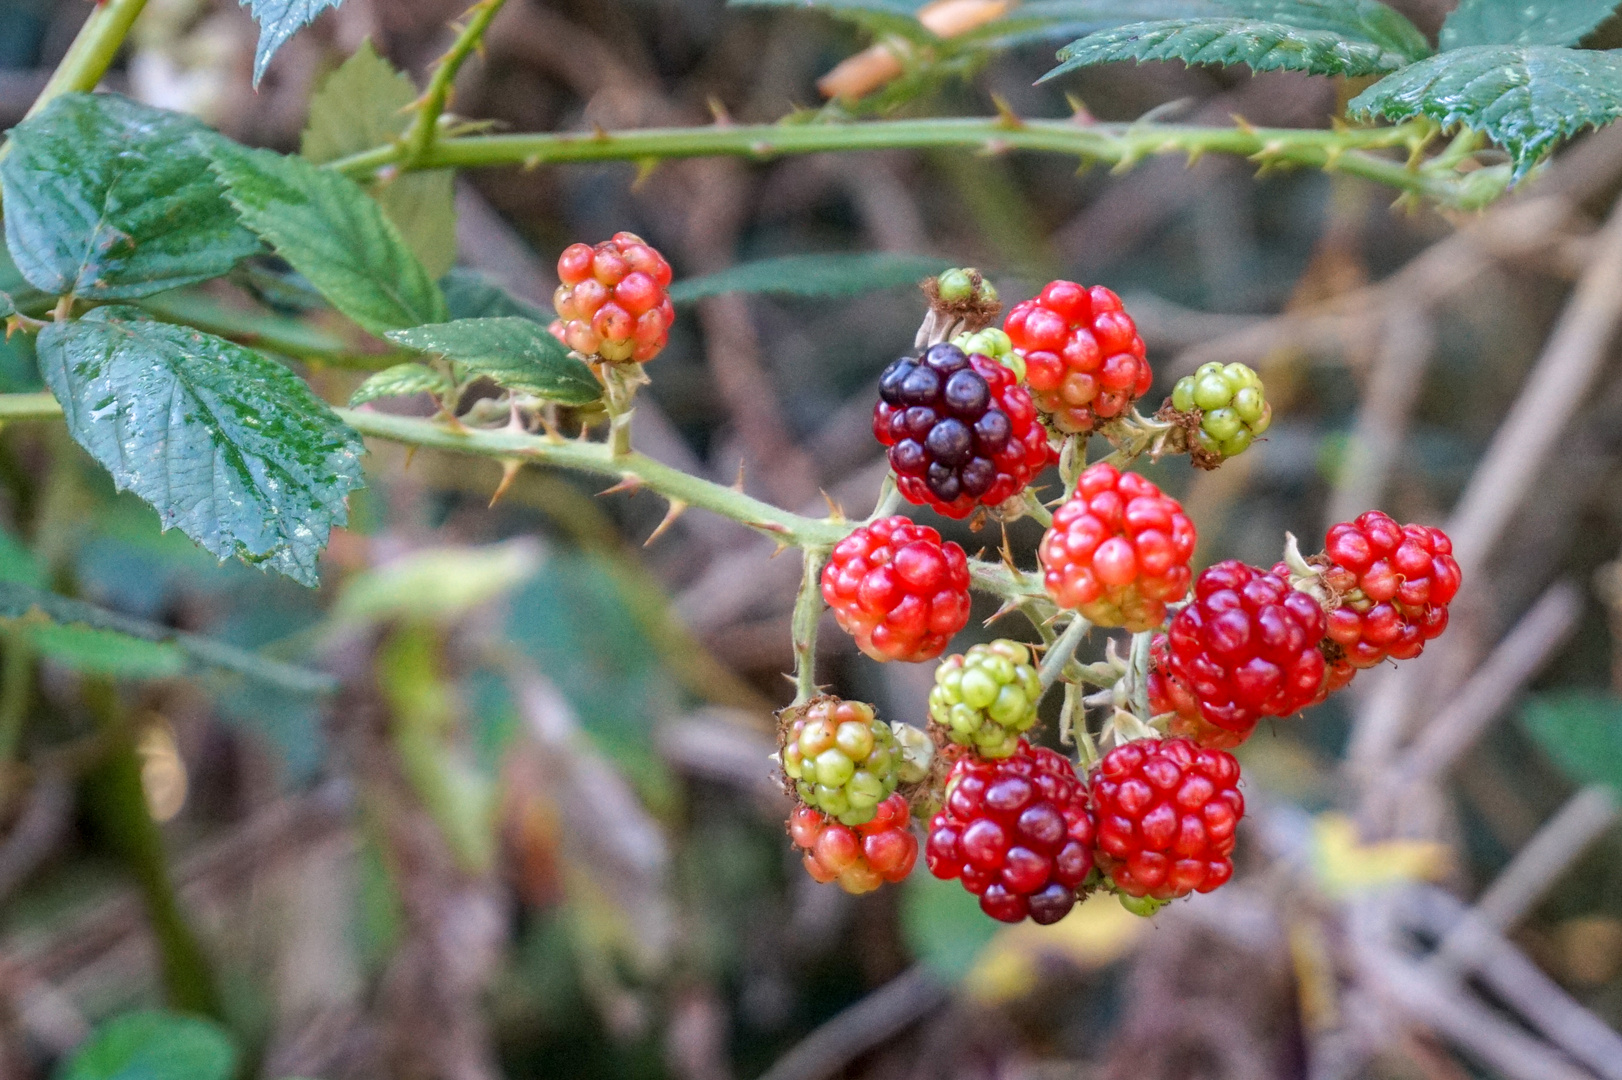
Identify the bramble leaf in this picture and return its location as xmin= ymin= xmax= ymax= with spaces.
xmin=1520 ymin=692 xmax=1622 ymax=792
xmin=17 ymin=621 xmax=185 ymax=679
xmin=209 ymin=140 xmax=448 ymax=335
xmin=1 ymin=94 xmax=261 ymax=300
xmin=302 ymin=40 xmax=456 ymax=278
xmin=956 ymin=0 xmax=1222 ymax=51
xmin=1043 ymin=18 xmax=1412 ymax=81
xmin=36 ymin=308 xmax=365 ymax=587
xmin=349 ymin=362 xmax=453 ymax=406
xmin=387 ymin=318 xmax=600 ymax=403
xmin=1440 ymin=0 xmax=1621 ymax=49
xmin=58 ymin=1010 xmax=236 ymax=1080
xmin=1349 ymin=45 xmax=1622 ymax=178
xmin=240 ymin=0 xmax=346 ymax=85
xmin=440 ymin=269 xmax=551 ymax=323
xmin=667 ymin=252 xmax=953 ymax=304
xmin=1215 ymin=0 xmax=1430 ymax=60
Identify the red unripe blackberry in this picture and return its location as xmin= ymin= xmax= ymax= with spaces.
xmin=1321 ymin=512 xmax=1460 ymax=669
xmin=925 ymin=740 xmax=1095 ymax=924
xmin=1146 ymin=635 xmax=1243 ymax=751
xmin=1039 ymin=462 xmax=1195 ymax=631
xmin=550 ymin=232 xmax=675 ymax=363
xmin=874 ymin=343 xmax=1051 ymax=519
xmin=1090 ymin=737 xmax=1242 ymax=900
xmin=791 ymin=793 xmax=918 ymax=895
xmin=821 ymin=516 xmax=972 ymax=663
xmin=1161 ymin=561 xmax=1327 ymax=742
xmin=1004 ymin=282 xmax=1152 ymax=434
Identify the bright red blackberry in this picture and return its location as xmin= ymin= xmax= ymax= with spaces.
xmin=791 ymin=792 xmax=918 ymax=895
xmin=821 ymin=516 xmax=972 ymax=663
xmin=1004 ymin=281 xmax=1152 ymax=434
xmin=925 ymin=740 xmax=1095 ymax=924
xmin=550 ymin=232 xmax=675 ymax=363
xmin=874 ymin=343 xmax=1050 ymax=519
xmin=1090 ymin=737 xmax=1242 ymax=900
xmin=1039 ymin=462 xmax=1195 ymax=631
xmin=1161 ymin=561 xmax=1327 ymax=744
xmin=1145 ymin=635 xmax=1239 ymax=750
xmin=1320 ymin=512 xmax=1460 ymax=669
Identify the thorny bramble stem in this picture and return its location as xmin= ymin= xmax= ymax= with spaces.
xmin=401 ymin=0 xmax=511 ymax=168
xmin=791 ymin=546 xmax=829 ymax=705
xmin=1039 ymin=614 xmax=1094 ymax=691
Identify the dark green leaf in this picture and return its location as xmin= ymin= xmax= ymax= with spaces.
xmin=667 ymin=252 xmax=952 ymax=304
xmin=1043 ymin=18 xmax=1412 ymax=81
xmin=349 ymin=362 xmax=453 ymax=406
xmin=440 ymin=268 xmax=551 ymax=323
xmin=1349 ymin=45 xmax=1622 ymax=178
xmin=302 ymin=40 xmax=457 ymax=278
xmin=36 ymin=307 xmax=366 ymax=587
xmin=902 ymin=871 xmax=998 ymax=979
xmin=241 ymin=0 xmax=345 ymax=85
xmin=386 ymin=318 xmax=600 ymax=403
xmin=209 ymin=140 xmax=448 ymax=336
xmin=1520 ymin=692 xmax=1622 ymax=792
xmin=1441 ymin=0 xmax=1620 ymax=49
xmin=1216 ymin=0 xmax=1431 ymax=59
xmin=1 ymin=93 xmax=261 ymax=300
xmin=55 ymin=1010 xmax=236 ymax=1080
xmin=956 ymin=0 xmax=1223 ymax=50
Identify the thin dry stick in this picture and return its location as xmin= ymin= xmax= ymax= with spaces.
xmin=756 ymin=967 xmax=948 ymax=1080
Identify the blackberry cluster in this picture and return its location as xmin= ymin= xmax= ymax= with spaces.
xmin=551 ymin=232 xmax=675 ymax=363
xmin=779 ymin=697 xmax=899 ymax=826
xmin=820 ymin=516 xmax=972 ymax=663
xmin=1005 ymin=282 xmax=1152 ymax=434
xmin=927 ymin=639 xmax=1042 ymax=758
xmin=875 ymin=343 xmax=1050 ymax=519
xmin=791 ymin=793 xmax=918 ymax=895
xmin=1320 ymin=511 xmax=1460 ymax=669
xmin=1169 ymin=362 xmax=1272 ymax=462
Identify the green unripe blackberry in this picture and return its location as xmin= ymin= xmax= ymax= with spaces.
xmin=1170 ymin=362 xmax=1271 ymax=461
xmin=927 ymin=639 xmax=1042 ymax=758
xmin=936 ymin=267 xmax=998 ymax=306
xmin=780 ymin=697 xmax=899 ymax=826
xmin=952 ymin=327 xmax=1025 ymax=381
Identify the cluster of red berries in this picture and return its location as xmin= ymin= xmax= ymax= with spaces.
xmin=1004 ymin=281 xmax=1152 ymax=434
xmin=791 ymin=793 xmax=918 ymax=895
xmin=874 ymin=343 xmax=1050 ymax=519
xmin=551 ymin=232 xmax=675 ymax=363
xmin=1320 ymin=511 xmax=1460 ymax=671
xmin=820 ymin=516 xmax=972 ymax=663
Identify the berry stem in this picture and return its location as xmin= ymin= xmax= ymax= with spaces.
xmin=400 ymin=0 xmax=510 ymax=169
xmin=791 ymin=546 xmax=829 ymax=705
xmin=868 ymin=473 xmax=903 ymax=521
xmin=1021 ymin=490 xmax=1053 ymax=528
xmin=1039 ymin=614 xmax=1093 ymax=692
xmin=1126 ymin=630 xmax=1153 ymax=721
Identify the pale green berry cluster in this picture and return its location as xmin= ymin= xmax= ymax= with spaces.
xmin=780 ymin=697 xmax=899 ymax=826
xmin=927 ymin=639 xmax=1042 ymax=758
xmin=952 ymin=326 xmax=1025 ymax=381
xmin=1170 ymin=361 xmax=1272 ymax=460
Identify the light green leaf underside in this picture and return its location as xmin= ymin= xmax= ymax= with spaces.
xmin=57 ymin=1010 xmax=236 ymax=1080
xmin=241 ymin=0 xmax=346 ymax=85
xmin=1215 ymin=0 xmax=1431 ymax=60
xmin=1044 ymin=18 xmax=1412 ymax=82
xmin=668 ymin=252 xmax=953 ymax=304
xmin=350 ymin=362 xmax=453 ymax=405
xmin=301 ymin=40 xmax=457 ymax=278
xmin=209 ymin=139 xmax=447 ymax=336
xmin=1349 ymin=45 xmax=1622 ymax=178
xmin=1 ymin=93 xmax=261 ymax=300
xmin=37 ymin=308 xmax=365 ymax=587
xmin=386 ymin=317 xmax=600 ymax=404
xmin=1440 ymin=0 xmax=1621 ymax=49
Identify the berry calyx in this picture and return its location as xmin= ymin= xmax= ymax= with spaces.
xmin=550 ymin=232 xmax=675 ymax=363
xmin=1160 ymin=560 xmax=1327 ymax=743
xmin=928 ymin=639 xmax=1043 ymax=758
xmin=952 ymin=327 xmax=1024 ymax=381
xmin=874 ymin=343 xmax=1050 ymax=519
xmin=1039 ymin=462 xmax=1196 ymax=631
xmin=779 ymin=696 xmax=899 ymax=826
xmin=821 ymin=516 xmax=972 ymax=663
xmin=1090 ymin=737 xmax=1242 ymax=900
xmin=1004 ymin=281 xmax=1152 ymax=434
xmin=1320 ymin=512 xmax=1461 ymax=669
xmin=791 ymin=792 xmax=918 ymax=895
xmin=925 ymin=740 xmax=1095 ymax=924
xmin=1169 ymin=362 xmax=1272 ymax=463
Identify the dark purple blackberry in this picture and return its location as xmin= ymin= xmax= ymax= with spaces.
xmin=873 ymin=344 xmax=1050 ymax=520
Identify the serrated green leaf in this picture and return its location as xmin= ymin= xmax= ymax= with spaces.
xmin=302 ymin=40 xmax=456 ymax=278
xmin=1349 ymin=45 xmax=1622 ymax=179
xmin=1043 ymin=18 xmax=1411 ymax=81
xmin=1 ymin=94 xmax=262 ymax=301
xmin=0 ymin=294 xmax=12 ymax=319
xmin=209 ymin=140 xmax=447 ymax=336
xmin=386 ymin=318 xmax=600 ymax=404
xmin=440 ymin=269 xmax=551 ymax=323
xmin=241 ymin=0 xmax=345 ymax=85
xmin=667 ymin=252 xmax=953 ymax=304
xmin=56 ymin=1010 xmax=236 ymax=1080
xmin=955 ymin=0 xmax=1223 ymax=51
xmin=349 ymin=362 xmax=453 ymax=406
xmin=1441 ymin=0 xmax=1620 ymax=49
xmin=728 ymin=0 xmax=935 ymax=41
xmin=1216 ymin=0 xmax=1431 ymax=59
xmin=1520 ymin=692 xmax=1622 ymax=792
xmin=36 ymin=308 xmax=365 ymax=587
